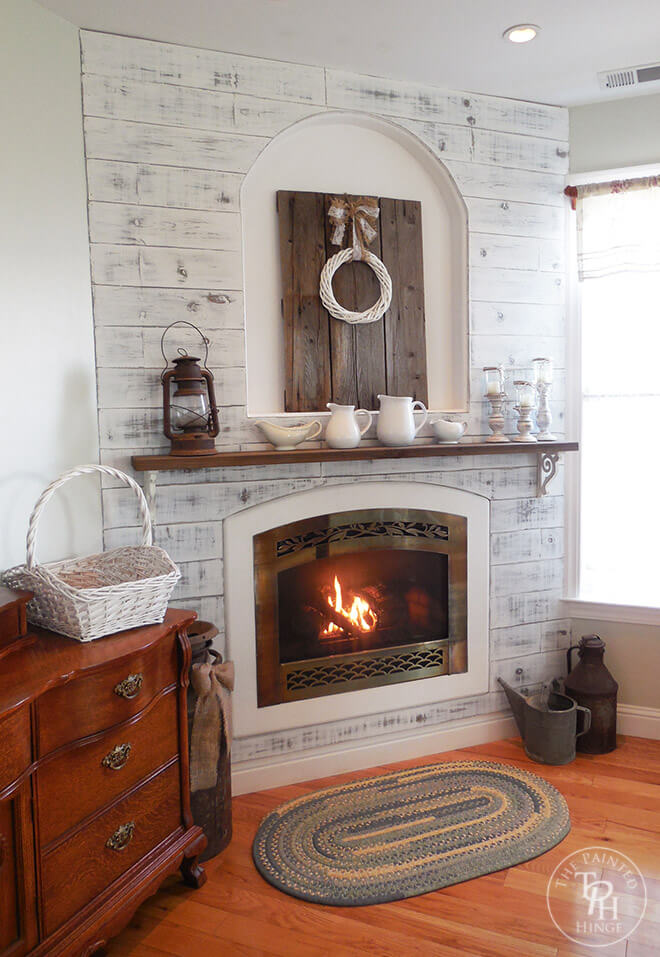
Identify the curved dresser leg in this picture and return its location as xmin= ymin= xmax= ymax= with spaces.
xmin=181 ymin=852 xmax=207 ymax=889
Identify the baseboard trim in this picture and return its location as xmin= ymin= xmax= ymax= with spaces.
xmin=617 ymin=703 xmax=660 ymax=739
xmin=231 ymin=711 xmax=517 ymax=795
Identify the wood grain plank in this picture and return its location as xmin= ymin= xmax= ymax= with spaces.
xmin=325 ymin=69 xmax=568 ymax=140
xmin=90 ymin=243 xmax=242 ymax=288
xmin=92 ymin=286 xmax=245 ymax=329
xmin=323 ymin=193 xmax=388 ymax=410
xmin=278 ymin=191 xmax=331 ymax=412
xmin=81 ymin=30 xmax=326 ymax=104
xmin=88 ymin=202 xmax=241 ymax=250
xmin=87 ymin=160 xmax=242 ymax=211
xmin=84 ymin=117 xmax=267 ymax=173
xmin=83 ymin=74 xmax=319 ymax=137
xmin=380 ymin=197 xmax=428 ymax=402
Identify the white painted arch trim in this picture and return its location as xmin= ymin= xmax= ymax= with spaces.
xmin=241 ymin=109 xmax=470 ymax=416
xmin=224 ymin=481 xmax=490 ymax=738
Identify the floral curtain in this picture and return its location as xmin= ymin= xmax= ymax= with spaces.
xmin=576 ymin=176 xmax=660 ymax=281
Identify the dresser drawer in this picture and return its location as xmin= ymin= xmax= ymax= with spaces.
xmin=42 ymin=761 xmax=182 ymax=936
xmin=37 ymin=637 xmax=179 ymax=755
xmin=37 ymin=688 xmax=180 ymax=848
xmin=0 ymin=706 xmax=31 ymax=793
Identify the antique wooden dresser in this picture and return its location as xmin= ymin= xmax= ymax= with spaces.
xmin=0 ymin=586 xmax=206 ymax=957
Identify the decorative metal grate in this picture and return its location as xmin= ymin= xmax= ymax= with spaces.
xmin=285 ymin=646 xmax=446 ymax=692
xmin=277 ymin=520 xmax=449 ymax=557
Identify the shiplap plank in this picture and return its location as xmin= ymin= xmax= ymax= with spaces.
xmin=491 ymin=623 xmax=542 ymax=661
xmin=320 ymin=452 xmax=539 ymax=477
xmin=491 ymin=591 xmax=564 ymax=630
xmin=83 ymin=74 xmax=319 ymax=138
xmin=90 ymin=243 xmax=242 ymax=288
xmin=490 ymin=649 xmax=565 ymax=690
xmin=88 ymin=202 xmax=241 ymax=250
xmin=471 ymin=267 xmax=564 ymax=305
xmin=84 ymin=117 xmax=268 ymax=173
xmin=491 ymin=495 xmax=564 ymax=533
xmin=87 ymin=160 xmax=242 ymax=212
xmin=105 ymin=521 xmax=223 ymax=562
xmin=470 ymin=302 xmax=564 ymax=338
xmin=95 ymin=325 xmax=245 ymax=369
xmin=99 ymin=405 xmax=263 ymax=449
xmin=172 ymin=559 xmax=223 ymax=600
xmin=81 ymin=30 xmax=326 ymax=104
xmin=471 ymin=334 xmax=565 ymax=368
xmin=467 ymin=198 xmax=563 ymax=240
xmin=97 ymin=367 xmax=246 ymax=408
xmin=469 ymin=235 xmax=539 ymax=271
xmin=444 ymin=160 xmax=565 ymax=207
xmin=325 ymin=70 xmax=567 ymax=140
xmin=491 ymin=558 xmax=563 ymax=597
xmin=491 ymin=527 xmax=564 ymax=564
xmin=102 ymin=477 xmax=323 ymax=527
xmin=473 ymin=129 xmax=568 ymax=173
xmin=386 ymin=118 xmax=474 ymax=163
xmin=92 ymin=286 xmax=245 ymax=328
xmin=540 ymin=620 xmax=572 ymax=651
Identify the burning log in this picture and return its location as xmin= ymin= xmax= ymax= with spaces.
xmin=303 ymin=601 xmax=362 ymax=640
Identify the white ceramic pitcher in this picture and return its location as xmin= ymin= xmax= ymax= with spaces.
xmin=325 ymin=403 xmax=373 ymax=449
xmin=376 ymin=395 xmax=428 ymax=447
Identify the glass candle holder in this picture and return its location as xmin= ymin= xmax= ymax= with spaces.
xmin=483 ymin=366 xmax=508 ymax=442
xmin=513 ymin=380 xmax=537 ymax=443
xmin=483 ymin=366 xmax=505 ymax=396
xmin=532 ymin=357 xmax=556 ymax=441
xmin=532 ymin=357 xmax=553 ymax=386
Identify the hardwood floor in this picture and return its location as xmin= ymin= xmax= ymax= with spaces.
xmin=110 ymin=736 xmax=660 ymax=957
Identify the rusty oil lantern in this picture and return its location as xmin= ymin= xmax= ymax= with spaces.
xmin=161 ymin=321 xmax=220 ymax=456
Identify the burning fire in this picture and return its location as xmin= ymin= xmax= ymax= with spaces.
xmin=321 ymin=575 xmax=377 ymax=637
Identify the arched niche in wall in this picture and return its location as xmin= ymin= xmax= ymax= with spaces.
xmin=241 ymin=110 xmax=468 ymax=415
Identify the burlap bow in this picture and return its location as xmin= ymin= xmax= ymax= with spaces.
xmin=328 ymin=196 xmax=380 ymax=260
xmin=190 ymin=658 xmax=234 ymax=793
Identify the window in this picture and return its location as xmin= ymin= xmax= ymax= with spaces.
xmin=574 ymin=175 xmax=660 ymax=609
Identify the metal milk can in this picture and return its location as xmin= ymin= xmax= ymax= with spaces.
xmin=564 ymin=634 xmax=618 ymax=754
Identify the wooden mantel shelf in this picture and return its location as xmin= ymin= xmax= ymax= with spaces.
xmin=132 ymin=441 xmax=578 ymax=509
xmin=132 ymin=440 xmax=578 ymax=472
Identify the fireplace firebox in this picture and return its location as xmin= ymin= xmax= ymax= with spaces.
xmin=254 ymin=508 xmax=467 ymax=706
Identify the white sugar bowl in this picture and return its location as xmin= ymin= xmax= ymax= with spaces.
xmin=430 ymin=418 xmax=468 ymax=444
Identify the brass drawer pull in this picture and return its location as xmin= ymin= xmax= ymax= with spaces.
xmin=113 ymin=673 xmax=143 ymax=700
xmin=101 ymin=743 xmax=132 ymax=771
xmin=106 ymin=821 xmax=135 ymax=852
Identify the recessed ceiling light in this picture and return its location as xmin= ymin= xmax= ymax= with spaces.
xmin=503 ymin=24 xmax=540 ymax=43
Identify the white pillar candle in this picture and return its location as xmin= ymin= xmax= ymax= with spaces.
xmin=486 ymin=381 xmax=501 ymax=395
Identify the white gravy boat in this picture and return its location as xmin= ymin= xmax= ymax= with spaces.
xmin=430 ymin=418 xmax=468 ymax=443
xmin=255 ymin=419 xmax=322 ymax=450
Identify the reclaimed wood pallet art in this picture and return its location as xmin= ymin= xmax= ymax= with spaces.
xmin=277 ymin=190 xmax=428 ymax=412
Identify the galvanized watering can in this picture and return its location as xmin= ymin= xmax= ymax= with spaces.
xmin=498 ymin=678 xmax=591 ymax=765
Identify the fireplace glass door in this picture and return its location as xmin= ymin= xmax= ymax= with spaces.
xmin=254 ymin=509 xmax=467 ymax=706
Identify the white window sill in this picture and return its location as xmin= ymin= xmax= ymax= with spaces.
xmin=562 ymin=597 xmax=660 ymax=626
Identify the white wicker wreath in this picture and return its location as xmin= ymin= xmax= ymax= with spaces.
xmin=319 ymin=247 xmax=393 ymax=325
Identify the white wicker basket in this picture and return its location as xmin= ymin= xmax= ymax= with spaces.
xmin=2 ymin=464 xmax=180 ymax=642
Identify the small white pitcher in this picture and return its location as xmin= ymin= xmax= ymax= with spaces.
xmin=376 ymin=394 xmax=428 ymax=447
xmin=325 ymin=403 xmax=373 ymax=449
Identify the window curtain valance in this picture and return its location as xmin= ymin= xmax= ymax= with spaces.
xmin=576 ymin=176 xmax=660 ymax=281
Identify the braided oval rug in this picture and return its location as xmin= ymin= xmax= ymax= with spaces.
xmin=253 ymin=759 xmax=570 ymax=905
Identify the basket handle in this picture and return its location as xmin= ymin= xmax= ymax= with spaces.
xmin=26 ymin=464 xmax=153 ymax=570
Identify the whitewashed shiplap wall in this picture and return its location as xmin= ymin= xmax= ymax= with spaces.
xmin=80 ymin=30 xmax=571 ymax=771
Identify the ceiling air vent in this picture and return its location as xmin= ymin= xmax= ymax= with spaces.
xmin=598 ymin=62 xmax=660 ymax=91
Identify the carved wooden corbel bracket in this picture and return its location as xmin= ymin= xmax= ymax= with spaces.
xmin=537 ymin=450 xmax=559 ymax=497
